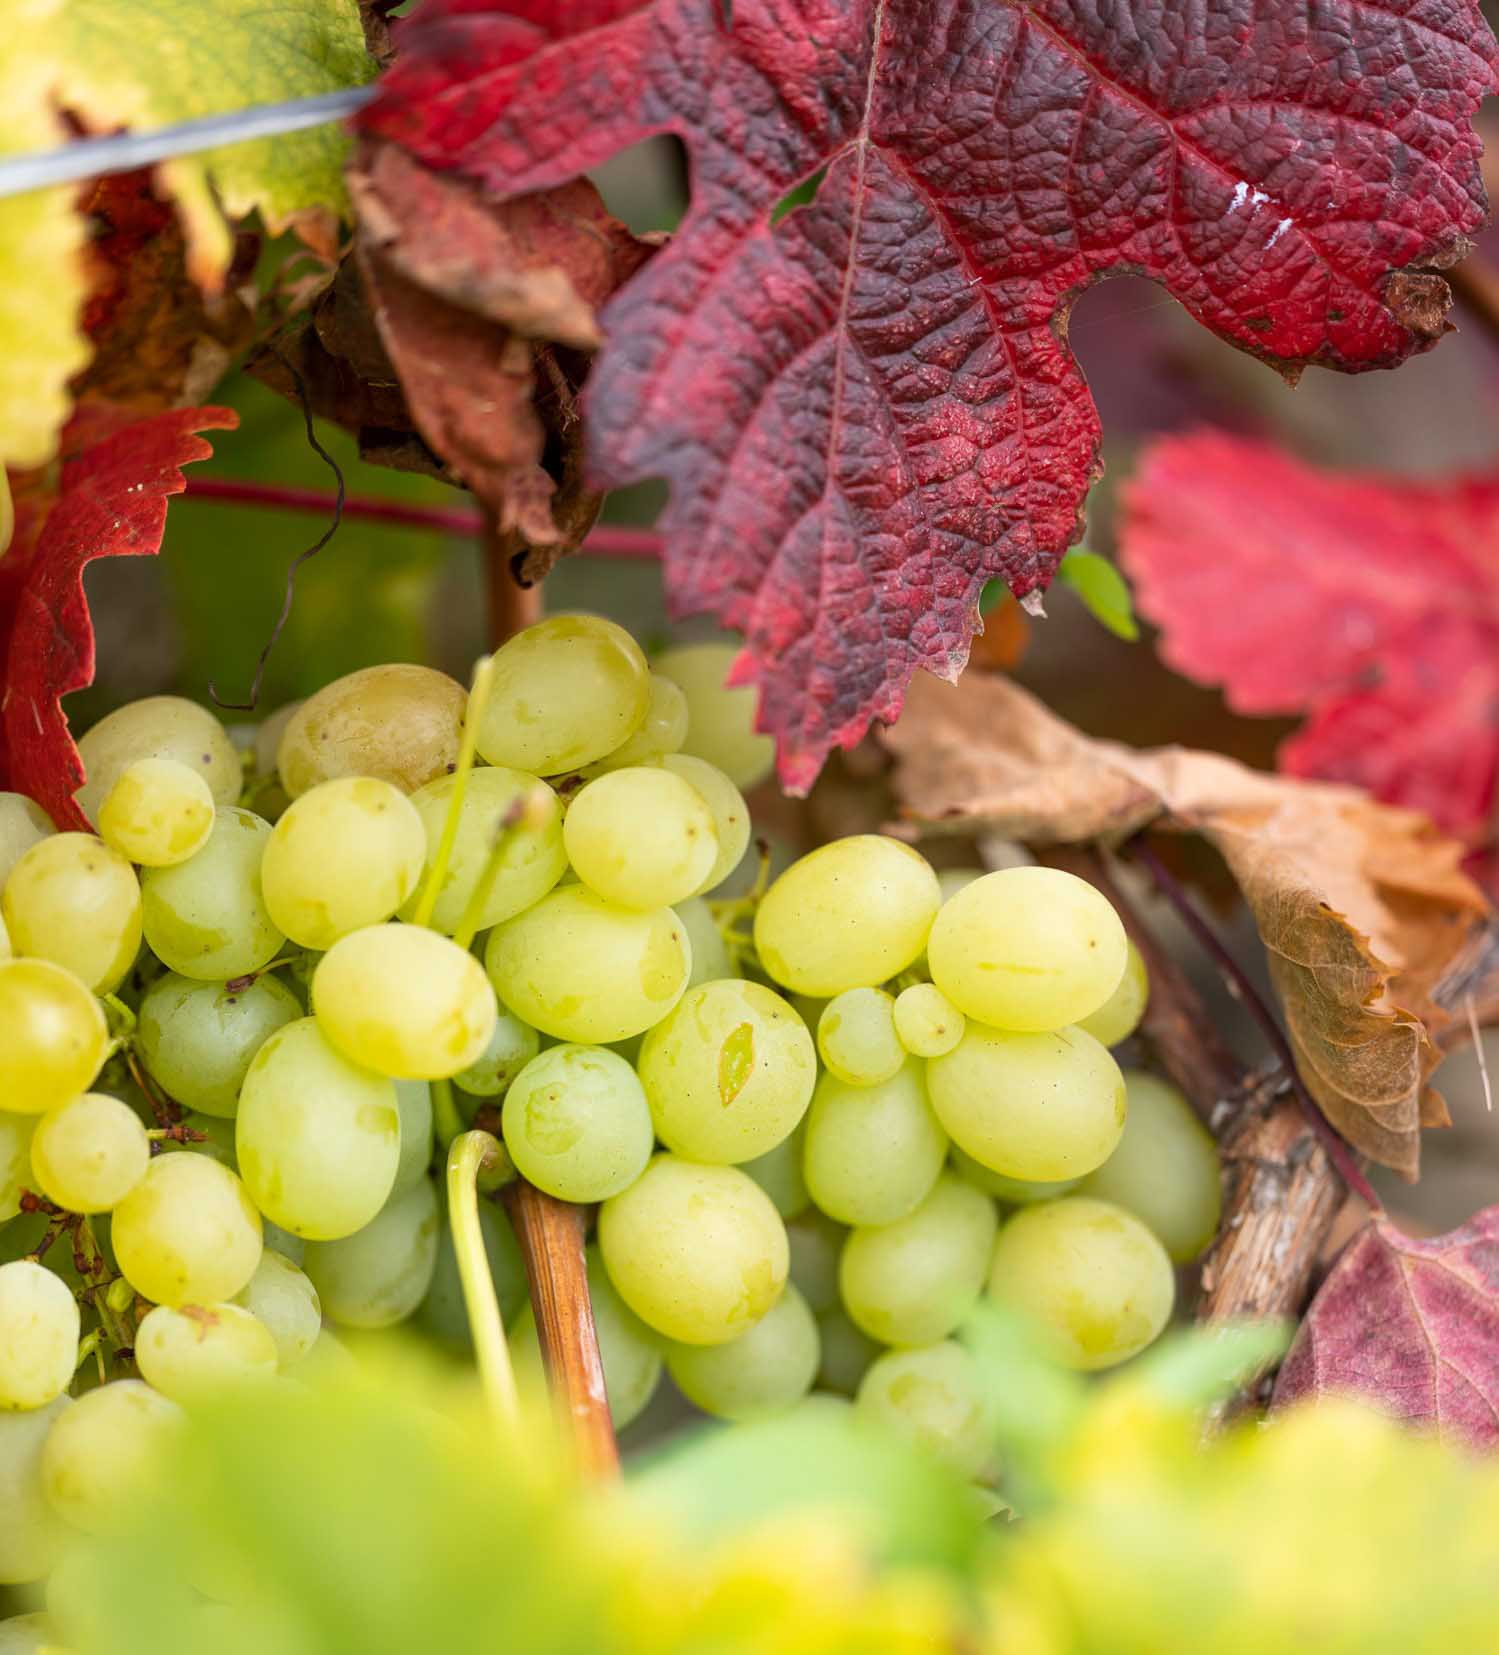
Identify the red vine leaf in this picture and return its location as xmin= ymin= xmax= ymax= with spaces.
xmin=362 ymin=0 xmax=1497 ymax=791
xmin=1273 ymin=1208 xmax=1499 ymax=1447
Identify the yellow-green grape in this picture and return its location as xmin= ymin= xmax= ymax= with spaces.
xmin=29 ymin=1092 xmax=149 ymax=1214
xmin=855 ymin=1341 xmax=994 ymax=1477
xmin=838 ymin=1172 xmax=998 ymax=1347
xmin=0 ymin=915 xmax=8 ymax=961
xmin=76 ymin=696 xmax=240 ymax=825
xmin=140 ymin=808 xmax=284 ymax=982
xmin=236 ymin=1017 xmax=400 ymax=1240
xmin=168 ymin=1112 xmax=237 ymax=1170
xmin=401 ymin=767 xmax=565 ymax=934
xmin=0 ymin=1261 xmax=79 ymax=1410
xmin=486 ymin=884 xmax=690 ymax=1044
xmin=1079 ymin=1071 xmax=1222 ymax=1261
xmin=935 ymin=868 xmax=983 ymax=903
xmin=501 ymin=1044 xmax=654 ymax=1202
xmin=286 ymin=1328 xmax=357 ymax=1385
xmin=926 ymin=866 xmax=1128 ymax=1033
xmin=39 ymin=1380 xmax=183 ymax=1535
xmin=674 ymin=896 xmax=732 ymax=987
xmin=637 ymin=979 xmax=815 ymax=1164
xmin=2 ymin=833 xmax=141 ymax=994
xmin=392 ymin=1080 xmax=434 ymax=1197
xmin=303 ymin=1178 xmax=440 ymax=1330
xmin=590 ymin=672 xmax=689 ymax=770
xmin=314 ymin=923 xmax=497 ymax=1080
xmin=419 ymin=1194 xmax=528 ymax=1348
xmin=0 ymin=793 xmax=53 ymax=888
xmin=654 ymin=641 xmax=775 ymax=790
xmin=598 ymin=1154 xmax=788 ymax=1346
xmin=949 ymin=1146 xmax=1078 ymax=1205
xmin=926 ymin=1023 xmax=1125 ymax=1182
xmin=97 ymin=758 xmax=215 ymax=868
xmin=564 ymin=766 xmax=719 ymax=910
xmin=137 ymin=971 xmax=301 ymax=1119
xmin=987 ymin=1196 xmax=1175 ymax=1369
xmin=475 ymin=614 xmax=650 ymax=774
xmin=659 ymin=754 xmax=749 ymax=893
xmin=817 ymin=1306 xmax=881 ymax=1396
xmin=754 ymin=836 xmax=940 ymax=996
xmin=892 ymin=982 xmax=965 ymax=1059
xmin=452 ymin=1008 xmax=539 ymax=1099
xmin=0 ymin=959 xmax=107 ymax=1115
xmin=786 ymin=1209 xmax=845 ymax=1314
xmin=111 ymin=1154 xmax=262 ymax=1307
xmin=232 ymin=1248 xmax=322 ymax=1367
xmin=0 ymin=1396 xmax=71 ymax=1583
xmin=665 ymin=1282 xmax=818 ymax=1421
xmin=252 ymin=700 xmax=302 ymax=779
xmin=134 ymin=1303 xmax=278 ymax=1404
xmin=276 ymin=664 xmax=467 ymax=797
xmin=742 ymin=1119 xmax=809 ymax=1219
xmin=817 ymin=988 xmax=904 ymax=1087
xmin=803 ymin=1059 xmax=947 ymax=1227
xmin=0 ymin=1611 xmax=60 ymax=1651
xmin=0 ymin=1114 xmax=36 ymax=1222
xmin=1076 ymin=938 xmax=1149 ymax=1047
xmin=260 ymin=778 xmax=427 ymax=950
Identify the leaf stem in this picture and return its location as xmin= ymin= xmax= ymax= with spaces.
xmin=446 ymin=1131 xmax=522 ymax=1435
xmin=411 ymin=654 xmax=497 ymax=931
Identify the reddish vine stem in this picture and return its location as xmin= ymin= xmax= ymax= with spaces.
xmin=1448 ymin=254 xmax=1499 ymax=354
xmin=482 ymin=510 xmax=542 ymax=645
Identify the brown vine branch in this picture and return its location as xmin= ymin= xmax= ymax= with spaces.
xmin=1448 ymin=253 xmax=1499 ymax=355
xmin=482 ymin=509 xmax=542 ymax=646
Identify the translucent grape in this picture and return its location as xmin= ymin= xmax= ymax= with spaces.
xmin=276 ymin=664 xmax=467 ymax=797
xmin=0 ymin=1397 xmax=71 ymax=1583
xmin=97 ymin=758 xmax=215 ymax=868
xmin=111 ymin=1154 xmax=262 ymax=1307
xmin=926 ymin=1023 xmax=1125 ymax=1182
xmin=0 ymin=959 xmax=107 ymax=1116
xmin=1075 ymin=938 xmax=1149 ymax=1047
xmin=0 ymin=1114 xmax=36 ymax=1222
xmin=742 ymin=1119 xmax=809 ymax=1219
xmin=598 ymin=1154 xmax=788 ymax=1345
xmin=949 ymin=1146 xmax=1078 ymax=1206
xmin=803 ymin=1059 xmax=947 ymax=1226
xmin=987 ymin=1196 xmax=1175 ymax=1369
xmin=233 ymin=1248 xmax=322 ymax=1367
xmin=854 ymin=1341 xmax=994 ymax=1478
xmin=474 ymin=614 xmax=650 ymax=774
xmin=659 ymin=754 xmax=749 ymax=892
xmin=39 ymin=1379 xmax=183 ymax=1535
xmin=260 ymin=777 xmax=427 ymax=949
xmin=674 ymin=896 xmax=732 ymax=987
xmin=0 ymin=793 xmax=53 ymax=888
xmin=589 ymin=672 xmax=688 ymax=770
xmin=666 ymin=1282 xmax=818 ymax=1421
xmin=262 ymin=1221 xmax=305 ymax=1266
xmin=839 ymin=1173 xmax=998 ymax=1347
xmin=287 ymin=1329 xmax=357 ymax=1384
xmin=137 ymin=970 xmax=301 ymax=1118
xmin=485 ymin=884 xmax=689 ymax=1044
xmin=564 ymin=766 xmax=719 ymax=909
xmin=29 ymin=1092 xmax=149 ymax=1214
xmin=786 ymin=1209 xmax=845 ymax=1315
xmin=0 ymin=1261 xmax=79 ymax=1409
xmin=926 ymin=866 xmax=1128 ymax=1033
xmin=419 ymin=1193 xmax=527 ymax=1348
xmin=140 ymin=808 xmax=284 ymax=982
xmin=817 ymin=988 xmax=904 ymax=1086
xmin=1079 ymin=1071 xmax=1222 ymax=1261
xmin=892 ymin=982 xmax=965 ymax=1058
xmin=817 ymin=1306 xmax=881 ymax=1396
xmin=654 ymin=642 xmax=775 ymax=790
xmin=3 ymin=833 xmax=141 ymax=994
xmin=637 ymin=979 xmax=815 ymax=1164
xmin=0 ymin=915 xmax=8 ymax=960
xmin=392 ymin=1080 xmax=434 ymax=1196
xmin=0 ymin=1611 xmax=60 ymax=1652
xmin=754 ymin=836 xmax=940 ymax=996
xmin=451 ymin=1007 xmax=539 ymax=1098
xmin=76 ymin=696 xmax=240 ymax=825
xmin=502 ymin=1044 xmax=653 ymax=1202
xmin=134 ymin=1303 xmax=278 ymax=1403
xmin=252 ymin=700 xmax=302 ymax=779
xmin=237 ymin=1017 xmax=400 ymax=1239
xmin=303 ymin=1177 xmax=440 ymax=1330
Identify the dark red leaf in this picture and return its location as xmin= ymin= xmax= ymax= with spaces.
xmin=0 ymin=406 xmax=237 ymax=829
xmin=361 ymin=0 xmax=1497 ymax=790
xmin=1273 ymin=1208 xmax=1499 ymax=1447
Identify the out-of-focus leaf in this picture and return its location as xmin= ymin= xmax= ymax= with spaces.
xmin=1057 ymin=549 xmax=1139 ymax=643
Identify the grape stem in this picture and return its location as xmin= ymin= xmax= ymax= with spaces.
xmin=431 ymin=1078 xmax=466 ymax=1149
xmin=411 ymin=652 xmax=498 ymax=931
xmin=451 ymin=794 xmax=531 ymax=953
xmin=446 ymin=1131 xmax=522 ymax=1435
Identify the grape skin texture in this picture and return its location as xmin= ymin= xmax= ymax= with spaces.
xmin=987 ymin=1196 xmax=1175 ymax=1370
xmin=0 ymin=959 xmax=107 ymax=1116
xmin=138 ymin=971 xmax=301 ymax=1119
xmin=140 ymin=808 xmax=284 ymax=982
xmin=950 ymin=1146 xmax=1078 ymax=1205
xmin=666 ymin=1283 xmax=819 ymax=1421
xmin=452 ymin=1010 xmax=539 ymax=1099
xmin=303 ymin=1178 xmax=441 ymax=1330
xmin=501 ymin=1044 xmax=654 ymax=1203
xmin=0 ymin=1115 xmax=36 ymax=1222
xmin=598 ymin=1155 xmax=788 ymax=1346
xmin=111 ymin=1155 xmax=263 ymax=1308
xmin=75 ymin=696 xmax=240 ymax=825
xmin=653 ymin=643 xmax=775 ymax=791
xmin=563 ymin=766 xmax=719 ymax=910
xmin=0 ymin=793 xmax=54 ymax=888
xmin=97 ymin=757 xmax=215 ymax=868
xmin=134 ymin=1303 xmax=279 ymax=1403
xmin=232 ymin=1249 xmax=322 ymax=1367
xmin=0 ymin=1261 xmax=79 ymax=1410
xmin=2 ymin=833 xmax=141 ymax=994
xmin=854 ymin=1341 xmax=994 ymax=1478
xmin=802 ymin=1059 xmax=948 ymax=1227
xmin=0 ymin=1397 xmax=71 ymax=1583
xmin=892 ymin=982 xmax=965 ymax=1059
xmin=817 ymin=988 xmax=904 ymax=1087
xmin=673 ymin=896 xmax=731 ymax=987
xmin=589 ymin=672 xmax=688 ymax=771
xmin=658 ymin=755 xmax=749 ymax=893
xmin=1075 ymin=938 xmax=1149 ymax=1048
xmin=39 ymin=1380 xmax=183 ymax=1535
xmin=29 ymin=1092 xmax=149 ymax=1214
xmin=754 ymin=836 xmax=940 ymax=996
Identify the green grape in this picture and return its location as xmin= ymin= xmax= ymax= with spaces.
xmin=474 ymin=614 xmax=650 ymax=774
xmin=134 ymin=1302 xmax=279 ymax=1403
xmin=0 ymin=1612 xmax=59 ymax=1653
xmin=260 ymin=777 xmax=427 ymax=950
xmin=598 ymin=1154 xmax=788 ymax=1345
xmin=589 ymin=672 xmax=688 ymax=770
xmin=3 ymin=833 xmax=141 ymax=994
xmin=838 ymin=1172 xmax=998 ymax=1347
xmin=1079 ymin=1070 xmax=1222 ymax=1261
xmin=401 ymin=766 xmax=565 ymax=934
xmin=786 ymin=1209 xmax=845 ymax=1315
xmin=673 ymin=896 xmax=731 ymax=987
xmin=935 ymin=867 xmax=983 ymax=903
xmin=501 ymin=1044 xmax=654 ymax=1202
xmin=654 ymin=642 xmax=775 ymax=790
xmin=29 ymin=1091 xmax=149 ymax=1214
xmin=262 ymin=1220 xmax=305 ymax=1266
xmin=926 ymin=866 xmax=1128 ymax=1033
xmin=0 ymin=958 xmax=107 ymax=1116
xmin=817 ymin=987 xmax=904 ymax=1086
xmin=742 ymin=1119 xmax=809 ymax=1219
xmin=564 ymin=766 xmax=719 ymax=909
xmin=987 ymin=1196 xmax=1175 ymax=1370
xmin=486 ymin=884 xmax=689 ymax=1044
xmin=314 ymin=923 xmax=497 ymax=1079
xmin=659 ymin=754 xmax=749 ymax=892
xmin=950 ymin=1146 xmax=1078 ymax=1205
xmin=753 ymin=836 xmax=940 ymax=996
xmin=1076 ymin=938 xmax=1149 ymax=1047
xmin=637 ymin=979 xmax=815 ymax=1163
xmin=137 ymin=970 xmax=301 ymax=1119
xmin=0 ymin=1397 xmax=71 ymax=1583
xmin=140 ymin=808 xmax=284 ymax=982
xmin=419 ymin=1192 xmax=527 ymax=1347
xmin=76 ymin=696 xmax=240 ymax=825
xmin=0 ymin=1114 xmax=37 ymax=1222
xmin=39 ymin=1379 xmax=183 ymax=1535
xmin=237 ymin=1017 xmax=400 ymax=1240
xmin=0 ymin=792 xmax=53 ymax=888
xmin=97 ymin=757 xmax=216 ymax=868
xmin=0 ymin=1260 xmax=79 ymax=1409
xmin=666 ymin=1282 xmax=818 ymax=1421
xmin=892 ymin=982 xmax=965 ymax=1058
xmin=0 ymin=915 xmax=8 ymax=960
xmin=252 ymin=700 xmax=303 ymax=779
xmin=276 ymin=664 xmax=467 ymax=797
xmin=171 ymin=1112 xmax=238 ymax=1170
xmin=803 ymin=1059 xmax=947 ymax=1226
xmin=926 ymin=1023 xmax=1125 ymax=1182
xmin=286 ymin=1328 xmax=357 ymax=1384
xmin=392 ymin=1080 xmax=434 ymax=1197
xmin=303 ymin=1177 xmax=440 ymax=1330
xmin=452 ymin=1007 xmax=539 ymax=1098
xmin=111 ymin=1154 xmax=262 ymax=1307
xmin=816 ymin=1306 xmax=881 ymax=1396
xmin=233 ymin=1247 xmax=322 ymax=1367
xmin=854 ymin=1341 xmax=994 ymax=1478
